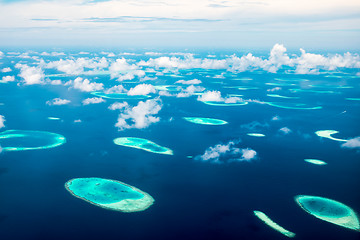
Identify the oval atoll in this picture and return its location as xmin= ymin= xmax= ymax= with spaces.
xmin=65 ymin=178 xmax=154 ymax=212
xmin=0 ymin=130 xmax=66 ymax=151
xmin=114 ymin=137 xmax=173 ymax=155
xmin=295 ymin=195 xmax=360 ymax=231
xmin=183 ymin=117 xmax=228 ymax=125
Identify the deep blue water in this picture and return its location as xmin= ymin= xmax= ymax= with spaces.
xmin=0 ymin=50 xmax=360 ymax=240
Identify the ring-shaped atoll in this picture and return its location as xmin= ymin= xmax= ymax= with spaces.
xmin=65 ymin=178 xmax=154 ymax=212
xmin=183 ymin=117 xmax=228 ymax=125
xmin=254 ymin=210 xmax=296 ymax=238
xmin=91 ymin=92 xmax=151 ymax=100
xmin=202 ymin=101 xmax=248 ymax=106
xmin=315 ymin=130 xmax=347 ymax=142
xmin=295 ymin=195 xmax=360 ymax=231
xmin=114 ymin=137 xmax=173 ymax=155
xmin=264 ymin=102 xmax=322 ymax=110
xmin=0 ymin=130 xmax=66 ymax=151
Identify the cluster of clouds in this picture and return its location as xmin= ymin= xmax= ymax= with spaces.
xmin=195 ymin=139 xmax=257 ymax=164
xmin=16 ymin=64 xmax=45 ymax=85
xmin=46 ymin=98 xmax=71 ymax=106
xmin=82 ymin=97 xmax=105 ymax=105
xmin=45 ymin=57 xmax=109 ymax=75
xmin=197 ymin=90 xmax=243 ymax=103
xmin=110 ymin=99 xmax=162 ymax=130
xmin=0 ymin=115 xmax=5 ymax=129
xmin=66 ymin=77 xmax=104 ymax=92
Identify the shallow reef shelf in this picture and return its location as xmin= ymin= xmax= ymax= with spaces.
xmin=254 ymin=210 xmax=296 ymax=238
xmin=65 ymin=178 xmax=154 ymax=212
xmin=295 ymin=195 xmax=360 ymax=231
xmin=113 ymin=137 xmax=173 ymax=155
xmin=183 ymin=117 xmax=228 ymax=125
xmin=0 ymin=130 xmax=66 ymax=151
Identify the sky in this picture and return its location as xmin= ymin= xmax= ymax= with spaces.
xmin=0 ymin=0 xmax=360 ymax=50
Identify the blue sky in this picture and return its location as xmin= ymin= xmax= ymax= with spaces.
xmin=0 ymin=0 xmax=359 ymax=50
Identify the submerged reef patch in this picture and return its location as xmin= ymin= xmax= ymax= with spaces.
xmin=0 ymin=130 xmax=66 ymax=151
xmin=113 ymin=137 xmax=173 ymax=155
xmin=183 ymin=117 xmax=228 ymax=125
xmin=295 ymin=195 xmax=360 ymax=231
xmin=254 ymin=210 xmax=296 ymax=238
xmin=65 ymin=178 xmax=154 ymax=212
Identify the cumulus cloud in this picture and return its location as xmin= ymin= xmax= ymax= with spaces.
xmin=197 ymin=90 xmax=223 ymax=102
xmin=16 ymin=64 xmax=45 ymax=85
xmin=82 ymin=97 xmax=105 ymax=105
xmin=0 ymin=115 xmax=5 ymax=129
xmin=195 ymin=139 xmax=257 ymax=164
xmin=127 ymin=84 xmax=156 ymax=96
xmin=176 ymin=85 xmax=205 ymax=98
xmin=271 ymin=115 xmax=281 ymax=121
xmin=109 ymin=58 xmax=144 ymax=80
xmin=46 ymin=98 xmax=71 ymax=106
xmin=115 ymin=99 xmax=162 ymax=130
xmin=74 ymin=119 xmax=82 ymax=123
xmin=1 ymin=76 xmax=15 ymax=83
xmin=279 ymin=127 xmax=292 ymax=134
xmin=108 ymin=102 xmax=129 ymax=111
xmin=46 ymin=57 xmax=108 ymax=75
xmin=341 ymin=137 xmax=360 ymax=149
xmin=267 ymin=87 xmax=281 ymax=92
xmin=69 ymin=77 xmax=104 ymax=92
xmin=104 ymin=85 xmax=127 ymax=94
xmin=175 ymin=79 xmax=202 ymax=85
xmin=1 ymin=67 xmax=11 ymax=73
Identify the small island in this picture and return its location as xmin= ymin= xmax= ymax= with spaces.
xmin=304 ymin=159 xmax=327 ymax=165
xmin=254 ymin=210 xmax=296 ymax=238
xmin=183 ymin=117 xmax=228 ymax=125
xmin=65 ymin=178 xmax=154 ymax=212
xmin=91 ymin=92 xmax=151 ymax=100
xmin=113 ymin=137 xmax=173 ymax=155
xmin=202 ymin=101 xmax=248 ymax=106
xmin=315 ymin=130 xmax=347 ymax=142
xmin=295 ymin=195 xmax=360 ymax=231
xmin=247 ymin=133 xmax=265 ymax=137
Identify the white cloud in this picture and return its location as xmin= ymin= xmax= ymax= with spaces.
xmin=17 ymin=64 xmax=45 ymax=85
xmin=109 ymin=58 xmax=141 ymax=79
xmin=176 ymin=85 xmax=205 ymax=98
xmin=195 ymin=139 xmax=257 ymax=163
xmin=341 ymin=137 xmax=360 ymax=149
xmin=127 ymin=84 xmax=155 ymax=96
xmin=82 ymin=97 xmax=105 ymax=105
xmin=279 ymin=127 xmax=292 ymax=134
xmin=115 ymin=99 xmax=162 ymax=130
xmin=46 ymin=57 xmax=108 ymax=75
xmin=175 ymin=79 xmax=202 ymax=84
xmin=74 ymin=119 xmax=82 ymax=123
xmin=105 ymin=85 xmax=127 ymax=94
xmin=70 ymin=77 xmax=104 ymax=92
xmin=1 ymin=76 xmax=15 ymax=82
xmin=267 ymin=87 xmax=281 ymax=92
xmin=46 ymin=98 xmax=71 ymax=106
xmin=108 ymin=102 xmax=129 ymax=111
xmin=0 ymin=115 xmax=5 ymax=129
xmin=1 ymin=67 xmax=11 ymax=73
xmin=50 ymin=80 xmax=62 ymax=85
xmin=197 ymin=90 xmax=223 ymax=102
xmin=271 ymin=115 xmax=281 ymax=121
xmin=241 ymin=148 xmax=257 ymax=161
